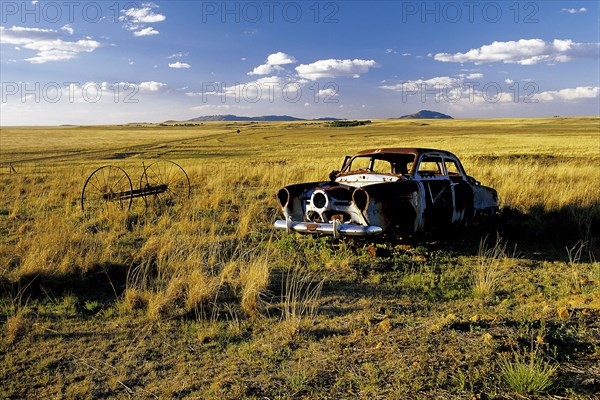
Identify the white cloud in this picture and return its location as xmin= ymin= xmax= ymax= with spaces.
xmin=266 ymin=52 xmax=297 ymax=65
xmin=37 ymin=81 xmax=167 ymax=104
xmin=190 ymin=104 xmax=231 ymax=112
xmin=457 ymin=73 xmax=484 ymax=80
xmin=248 ymin=52 xmax=297 ymax=75
xmin=192 ymin=76 xmax=305 ymax=104
xmin=61 ymin=24 xmax=74 ymax=35
xmin=295 ymin=59 xmax=379 ymax=80
xmin=434 ymin=39 xmax=600 ymax=65
xmin=139 ymin=81 xmax=167 ymax=92
xmin=168 ymin=61 xmax=191 ymax=69
xmin=248 ymin=64 xmax=283 ymax=75
xmin=168 ymin=52 xmax=188 ymax=59
xmin=380 ymin=76 xmax=461 ymax=91
xmin=120 ymin=3 xmax=165 ymax=37
xmin=133 ymin=27 xmax=159 ymax=37
xmin=120 ymin=3 xmax=166 ymax=24
xmin=465 ymin=88 xmax=514 ymax=104
xmin=223 ymin=76 xmax=289 ymax=99
xmin=561 ymin=7 xmax=587 ymax=14
xmin=0 ymin=26 xmax=103 ymax=63
xmin=318 ymin=88 xmax=338 ymax=97
xmin=68 ymin=81 xmax=166 ymax=96
xmin=537 ymin=86 xmax=599 ymax=101
xmin=1 ymin=26 xmax=58 ymax=43
xmin=377 ymin=76 xmax=600 ymax=115
xmin=379 ymin=74 xmax=514 ymax=106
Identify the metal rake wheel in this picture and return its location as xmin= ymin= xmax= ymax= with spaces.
xmin=81 ymin=165 xmax=133 ymax=213
xmin=139 ymin=160 xmax=191 ymax=208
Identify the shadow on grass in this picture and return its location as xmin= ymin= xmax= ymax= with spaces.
xmin=0 ymin=262 xmax=128 ymax=311
xmin=379 ymin=201 xmax=600 ymax=263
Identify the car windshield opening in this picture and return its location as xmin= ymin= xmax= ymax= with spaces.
xmin=345 ymin=154 xmax=415 ymax=175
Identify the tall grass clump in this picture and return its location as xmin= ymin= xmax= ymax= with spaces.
xmin=472 ymin=236 xmax=508 ymax=301
xmin=124 ymin=227 xmax=221 ymax=320
xmin=280 ymin=266 xmax=325 ymax=337
xmin=499 ymin=348 xmax=557 ymax=394
xmin=565 ymin=240 xmax=586 ymax=293
xmin=239 ymin=255 xmax=271 ymax=319
xmin=4 ymin=286 xmax=32 ymax=344
xmin=5 ymin=308 xmax=31 ymax=344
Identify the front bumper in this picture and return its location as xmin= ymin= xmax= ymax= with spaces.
xmin=274 ymin=218 xmax=383 ymax=237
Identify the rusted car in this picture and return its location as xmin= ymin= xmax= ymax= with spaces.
xmin=274 ymin=148 xmax=499 ymax=237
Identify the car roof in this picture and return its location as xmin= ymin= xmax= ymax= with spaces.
xmin=354 ymin=148 xmax=458 ymax=158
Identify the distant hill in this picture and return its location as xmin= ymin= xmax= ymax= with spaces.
xmin=187 ymin=114 xmax=304 ymax=122
xmin=395 ymin=110 xmax=453 ymax=119
xmin=184 ymin=115 xmax=343 ymax=122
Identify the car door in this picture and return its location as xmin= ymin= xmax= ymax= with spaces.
xmin=443 ymin=156 xmax=473 ymax=223
xmin=416 ymin=155 xmax=453 ymax=227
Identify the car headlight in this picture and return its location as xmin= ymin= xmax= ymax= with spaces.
xmin=311 ymin=190 xmax=328 ymax=210
xmin=352 ymin=188 xmax=369 ymax=211
xmin=277 ymin=188 xmax=290 ymax=208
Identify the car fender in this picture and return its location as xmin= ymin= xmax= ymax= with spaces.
xmin=358 ymin=180 xmax=423 ymax=233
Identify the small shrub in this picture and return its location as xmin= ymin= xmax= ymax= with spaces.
xmin=83 ymin=300 xmax=102 ymax=313
xmin=499 ymin=349 xmax=557 ymax=394
xmin=326 ymin=120 xmax=372 ymax=127
xmin=57 ymin=295 xmax=78 ymax=318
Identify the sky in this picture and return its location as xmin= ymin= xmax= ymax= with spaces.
xmin=1 ymin=0 xmax=599 ymax=125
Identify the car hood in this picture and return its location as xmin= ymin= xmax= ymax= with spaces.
xmin=335 ymin=173 xmax=402 ymax=187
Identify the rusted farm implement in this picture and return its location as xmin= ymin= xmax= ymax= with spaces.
xmin=81 ymin=160 xmax=191 ymax=213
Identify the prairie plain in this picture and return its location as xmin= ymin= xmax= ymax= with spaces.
xmin=1 ymin=117 xmax=599 ymax=399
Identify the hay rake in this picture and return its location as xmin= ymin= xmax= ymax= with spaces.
xmin=81 ymin=160 xmax=191 ymax=213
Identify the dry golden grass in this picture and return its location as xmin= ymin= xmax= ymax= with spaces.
xmin=240 ymin=256 xmax=271 ymax=319
xmin=1 ymin=118 xmax=598 ymax=314
xmin=0 ymin=118 xmax=598 ymax=398
xmin=4 ymin=309 xmax=30 ymax=344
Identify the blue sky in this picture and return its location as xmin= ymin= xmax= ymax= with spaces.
xmin=1 ymin=1 xmax=599 ymax=125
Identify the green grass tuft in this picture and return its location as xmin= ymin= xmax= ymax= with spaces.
xmin=499 ymin=349 xmax=558 ymax=394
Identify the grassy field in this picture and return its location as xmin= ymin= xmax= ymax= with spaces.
xmin=1 ymin=117 xmax=599 ymax=399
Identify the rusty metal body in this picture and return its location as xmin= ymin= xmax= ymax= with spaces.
xmin=274 ymin=148 xmax=499 ymax=237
